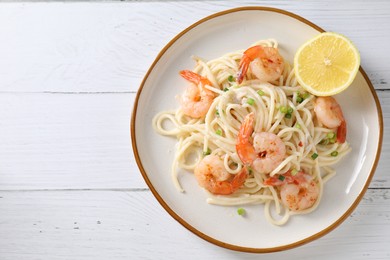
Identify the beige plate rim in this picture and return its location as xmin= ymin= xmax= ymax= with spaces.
xmin=131 ymin=6 xmax=384 ymax=253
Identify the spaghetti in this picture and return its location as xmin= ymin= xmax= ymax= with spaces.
xmin=152 ymin=39 xmax=351 ymax=225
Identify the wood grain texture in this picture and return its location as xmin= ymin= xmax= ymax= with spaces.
xmin=0 ymin=93 xmax=147 ymax=190
xmin=0 ymin=91 xmax=387 ymax=189
xmin=0 ymin=1 xmax=389 ymax=93
xmin=0 ymin=1 xmax=389 ymax=259
xmin=0 ymin=190 xmax=389 ymax=260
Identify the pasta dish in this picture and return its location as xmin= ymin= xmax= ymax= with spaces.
xmin=152 ymin=39 xmax=351 ymax=225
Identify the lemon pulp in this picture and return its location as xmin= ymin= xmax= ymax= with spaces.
xmin=294 ymin=32 xmax=360 ymax=96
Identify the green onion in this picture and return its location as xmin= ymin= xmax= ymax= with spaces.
xmin=278 ymin=175 xmax=286 ymax=181
xmin=257 ymin=90 xmax=265 ymax=96
xmin=237 ymin=208 xmax=246 ymax=216
xmin=319 ymin=139 xmax=329 ymax=145
xmin=279 ymin=106 xmax=288 ymax=114
xmin=285 ymin=113 xmax=292 ymax=119
xmin=291 ymin=169 xmax=299 ymax=176
xmin=215 ymin=129 xmax=222 ymax=136
xmin=311 ymin=153 xmax=319 ymax=160
xmin=247 ymin=98 xmax=255 ymax=105
xmin=287 ymin=107 xmax=294 ymax=114
xmin=215 ymin=110 xmax=220 ymax=116
xmin=302 ymin=92 xmax=310 ymax=99
xmin=329 ymin=135 xmax=337 ymax=144
xmin=223 ymin=87 xmax=229 ymax=92
xmin=327 ymin=132 xmax=336 ymax=139
xmin=228 ymin=75 xmax=234 ymax=82
xmin=331 ymin=151 xmax=339 ymax=157
xmin=203 ymin=148 xmax=211 ymax=156
xmin=295 ymin=123 xmax=301 ymax=129
xmin=296 ymin=91 xmax=310 ymax=103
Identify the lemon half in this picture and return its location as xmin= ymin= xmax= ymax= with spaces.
xmin=294 ymin=32 xmax=360 ymax=96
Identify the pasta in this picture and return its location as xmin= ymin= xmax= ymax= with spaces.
xmin=152 ymin=39 xmax=351 ymax=225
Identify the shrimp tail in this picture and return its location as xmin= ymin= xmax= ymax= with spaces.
xmin=263 ymin=171 xmax=302 ymax=186
xmin=231 ymin=167 xmax=248 ymax=189
xmin=237 ymin=46 xmax=264 ymax=84
xmin=180 ymin=70 xmax=212 ymax=86
xmin=337 ymin=120 xmax=347 ymax=143
xmin=206 ymin=167 xmax=248 ymax=195
xmin=263 ymin=176 xmax=284 ymax=186
xmin=237 ymin=56 xmax=251 ymax=84
xmin=236 ymin=112 xmax=257 ymax=165
xmin=180 ymin=70 xmax=201 ymax=84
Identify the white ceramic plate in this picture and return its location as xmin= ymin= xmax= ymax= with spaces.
xmin=131 ymin=7 xmax=383 ymax=252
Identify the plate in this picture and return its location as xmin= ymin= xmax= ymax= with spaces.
xmin=131 ymin=7 xmax=383 ymax=252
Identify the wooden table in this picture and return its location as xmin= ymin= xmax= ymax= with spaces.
xmin=0 ymin=1 xmax=389 ymax=259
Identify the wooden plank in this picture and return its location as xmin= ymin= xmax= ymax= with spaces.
xmin=0 ymin=2 xmax=388 ymax=93
xmin=0 ymin=90 xmax=387 ymax=190
xmin=0 ymin=189 xmax=388 ymax=259
xmin=0 ymin=2 xmax=388 ymax=259
xmin=0 ymin=93 xmax=147 ymax=190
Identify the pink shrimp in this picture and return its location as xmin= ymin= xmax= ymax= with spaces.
xmin=236 ymin=113 xmax=286 ymax=174
xmin=314 ymin=96 xmax=347 ymax=143
xmin=237 ymin=45 xmax=284 ymax=84
xmin=194 ymin=155 xmax=248 ymax=195
xmin=179 ymin=70 xmax=216 ymax=119
xmin=264 ymin=171 xmax=319 ymax=211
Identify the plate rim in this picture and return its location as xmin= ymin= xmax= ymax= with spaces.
xmin=131 ymin=6 xmax=384 ymax=253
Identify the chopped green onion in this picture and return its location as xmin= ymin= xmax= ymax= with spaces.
xmin=278 ymin=175 xmax=286 ymax=181
xmin=228 ymin=75 xmax=235 ymax=82
xmin=247 ymin=98 xmax=255 ymax=105
xmin=223 ymin=87 xmax=229 ymax=92
xmin=319 ymin=139 xmax=329 ymax=145
xmin=329 ymin=135 xmax=337 ymax=144
xmin=327 ymin=132 xmax=336 ymax=139
xmin=285 ymin=113 xmax=292 ymax=119
xmin=257 ymin=90 xmax=265 ymax=96
xmin=215 ymin=110 xmax=220 ymax=116
xmin=279 ymin=106 xmax=293 ymax=115
xmin=302 ymin=92 xmax=310 ymax=99
xmin=311 ymin=153 xmax=319 ymax=160
xmin=279 ymin=106 xmax=288 ymax=114
xmin=291 ymin=169 xmax=299 ymax=176
xmin=203 ymin=148 xmax=211 ymax=156
xmin=237 ymin=208 xmax=246 ymax=216
xmin=215 ymin=129 xmax=222 ymax=136
xmin=295 ymin=123 xmax=302 ymax=129
xmin=331 ymin=151 xmax=339 ymax=157
xmin=296 ymin=91 xmax=310 ymax=103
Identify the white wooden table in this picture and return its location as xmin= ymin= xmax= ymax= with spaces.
xmin=0 ymin=1 xmax=389 ymax=259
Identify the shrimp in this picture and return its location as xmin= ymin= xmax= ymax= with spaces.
xmin=314 ymin=96 xmax=347 ymax=143
xmin=236 ymin=112 xmax=286 ymax=174
xmin=179 ymin=70 xmax=216 ymax=118
xmin=264 ymin=171 xmax=319 ymax=211
xmin=237 ymin=45 xmax=284 ymax=84
xmin=194 ymin=155 xmax=248 ymax=195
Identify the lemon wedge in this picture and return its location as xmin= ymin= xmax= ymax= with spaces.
xmin=294 ymin=32 xmax=360 ymax=96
